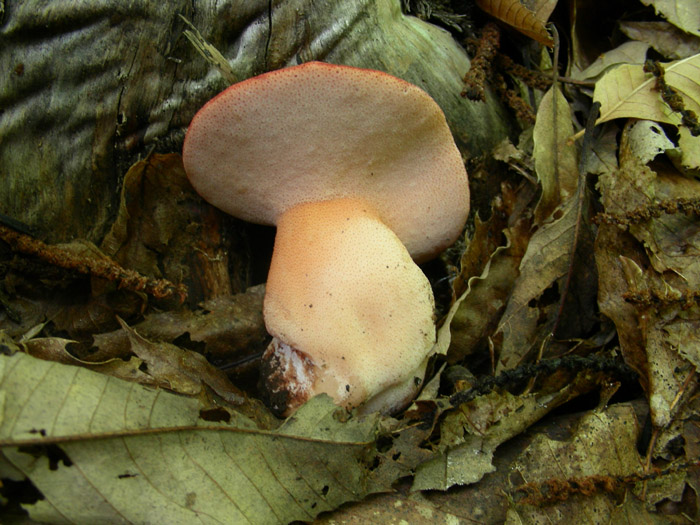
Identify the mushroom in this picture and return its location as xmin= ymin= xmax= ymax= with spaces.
xmin=183 ymin=62 xmax=469 ymax=416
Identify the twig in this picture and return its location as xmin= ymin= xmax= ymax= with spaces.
xmin=645 ymin=60 xmax=700 ymax=136
xmin=0 ymin=224 xmax=187 ymax=303
xmin=449 ymin=354 xmax=637 ymax=408
xmin=179 ymin=15 xmax=237 ymax=85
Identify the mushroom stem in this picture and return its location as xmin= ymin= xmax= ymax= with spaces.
xmin=261 ymin=198 xmax=436 ymax=416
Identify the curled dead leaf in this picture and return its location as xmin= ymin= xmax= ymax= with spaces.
xmin=476 ymin=0 xmax=554 ymax=47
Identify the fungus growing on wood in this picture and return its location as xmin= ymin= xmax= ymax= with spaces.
xmin=183 ymin=61 xmax=469 ymax=416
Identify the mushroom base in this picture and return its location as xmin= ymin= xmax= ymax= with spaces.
xmin=262 ymin=198 xmax=437 ymax=416
xmin=259 ymin=338 xmax=316 ymax=417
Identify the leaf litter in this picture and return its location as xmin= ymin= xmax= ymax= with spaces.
xmin=2 ymin=1 xmax=700 ymax=523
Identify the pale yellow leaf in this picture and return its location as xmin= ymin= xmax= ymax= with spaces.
xmin=574 ymin=41 xmax=650 ymax=81
xmin=593 ymin=53 xmax=700 ymax=128
xmin=677 ymin=126 xmax=700 ymax=171
xmin=640 ymin=0 xmax=700 ymax=37
xmin=627 ymin=120 xmax=676 ymax=164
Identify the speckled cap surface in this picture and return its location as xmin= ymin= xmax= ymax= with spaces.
xmin=183 ymin=61 xmax=469 ymax=262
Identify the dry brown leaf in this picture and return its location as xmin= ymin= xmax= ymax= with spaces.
xmin=476 ymin=0 xmax=554 ymax=47
xmin=595 ymin=124 xmax=700 ymax=433
xmin=101 ymin=153 xmax=249 ymax=305
xmin=445 ymin=183 xmax=533 ymax=364
xmin=115 ymin=318 xmax=246 ymax=405
xmin=90 ymin=285 xmax=267 ymax=363
xmin=619 ymin=256 xmax=700 ymax=429
xmin=495 ymin=196 xmax=581 ymax=372
xmin=21 ymin=336 xmax=157 ymax=384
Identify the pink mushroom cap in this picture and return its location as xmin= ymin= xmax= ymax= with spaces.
xmin=182 ymin=61 xmax=469 ymax=262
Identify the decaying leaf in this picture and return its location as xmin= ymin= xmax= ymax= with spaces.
xmin=5 ymin=2 xmax=700 ymax=522
xmin=579 ymin=125 xmax=619 ymax=176
xmin=445 ymin=182 xmax=533 ymax=364
xmin=22 ymin=336 xmax=155 ymax=385
xmin=507 ymin=403 xmax=678 ymax=523
xmin=595 ymin=124 xmax=700 ymax=433
xmin=90 ymin=285 xmax=267 ymax=363
xmin=627 ymin=119 xmax=676 ymax=164
xmin=314 ymin=488 xmax=465 ymax=524
xmin=475 ymin=0 xmax=554 ymax=47
xmin=413 ymin=387 xmax=562 ymax=491
xmin=101 ymin=153 xmax=249 ymax=304
xmin=495 ymin=197 xmax=581 ymax=371
xmin=115 ymin=317 xmax=246 ymax=405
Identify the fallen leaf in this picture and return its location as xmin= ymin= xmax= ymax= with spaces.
xmin=620 ymin=21 xmax=700 ymax=60
xmin=495 ymin=195 xmax=590 ymax=372
xmin=0 ymin=352 xmax=415 ymax=525
xmin=574 ymin=40 xmax=650 ymax=81
xmin=579 ymin=124 xmax=619 ymax=176
xmin=595 ymin=229 xmax=650 ymax=390
xmin=533 ymin=86 xmax=579 ymax=222
xmin=446 ymin=184 xmax=533 ymax=365
xmin=22 ymin=336 xmax=157 ymax=386
xmin=413 ymin=389 xmax=557 ymax=491
xmin=592 ymin=54 xmax=700 ymax=130
xmin=627 ymin=120 xmax=676 ymax=164
xmin=100 ymin=153 xmax=250 ymax=305
xmin=91 ymin=284 xmax=267 ymax=363
xmin=675 ymin=126 xmax=700 ymax=173
xmin=116 ymin=317 xmax=245 ymax=406
xmin=639 ymin=0 xmax=700 ymax=37
xmin=314 ymin=488 xmax=465 ymax=525
xmin=507 ymin=403 xmax=678 ymax=523
xmin=595 ymin=124 xmax=700 ymax=432
xmin=475 ymin=0 xmax=554 ymax=47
